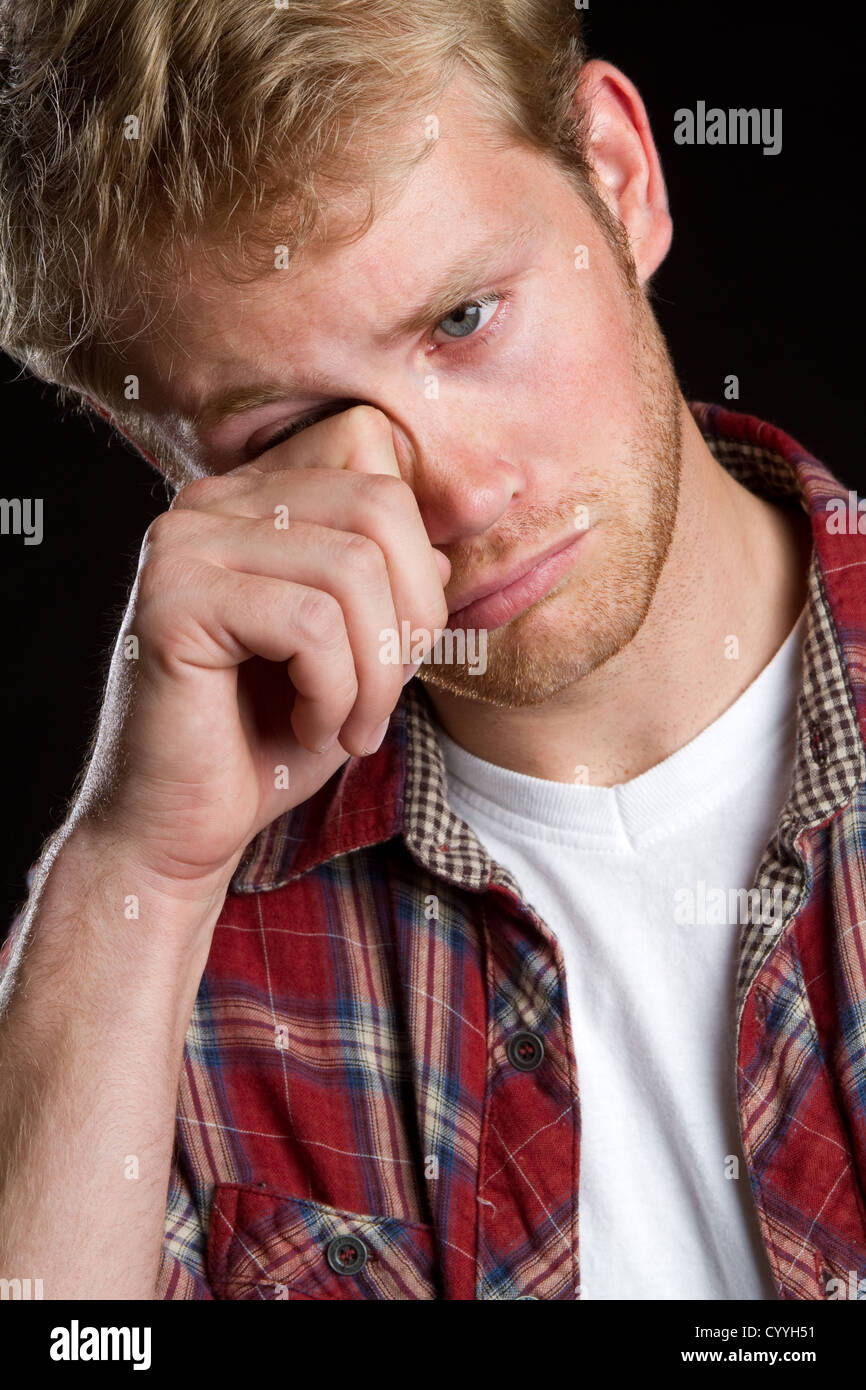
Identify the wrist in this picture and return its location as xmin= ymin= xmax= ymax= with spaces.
xmin=59 ymin=813 xmax=242 ymax=917
xmin=10 ymin=817 xmax=232 ymax=1025
xmin=20 ymin=818 xmax=237 ymax=982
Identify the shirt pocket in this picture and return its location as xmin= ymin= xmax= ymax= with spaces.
xmin=206 ymin=1182 xmax=439 ymax=1300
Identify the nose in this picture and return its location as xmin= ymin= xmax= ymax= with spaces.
xmin=395 ymin=422 xmax=527 ymax=549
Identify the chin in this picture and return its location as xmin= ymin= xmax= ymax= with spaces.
xmin=419 ymin=560 xmax=659 ymax=708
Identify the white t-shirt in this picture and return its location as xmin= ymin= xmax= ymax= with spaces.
xmin=435 ymin=612 xmax=806 ymax=1300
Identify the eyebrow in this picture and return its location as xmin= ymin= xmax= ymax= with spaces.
xmin=194 ymin=370 xmax=336 ymax=434
xmin=374 ymin=219 xmax=540 ymax=343
xmin=194 ymin=220 xmax=540 ymax=433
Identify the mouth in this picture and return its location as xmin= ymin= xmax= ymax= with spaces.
xmin=447 ymin=528 xmax=588 ymax=633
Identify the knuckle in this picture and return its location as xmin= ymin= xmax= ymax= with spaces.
xmin=141 ymin=509 xmax=177 ymax=552
xmin=339 ymin=532 xmax=387 ymax=579
xmin=170 ymin=474 xmax=225 ymax=511
xmin=359 ymin=470 xmax=412 ymax=518
xmin=141 ymin=507 xmax=200 ymax=559
xmin=295 ymin=587 xmax=344 ymax=640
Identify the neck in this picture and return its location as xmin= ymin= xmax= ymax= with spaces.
xmin=423 ymin=403 xmax=813 ymax=786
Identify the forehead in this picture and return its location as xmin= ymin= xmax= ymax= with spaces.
xmin=131 ymin=74 xmax=585 ymax=443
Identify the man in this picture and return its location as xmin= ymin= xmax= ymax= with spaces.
xmin=0 ymin=0 xmax=864 ymax=1302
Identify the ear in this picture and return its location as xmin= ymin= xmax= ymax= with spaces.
xmin=84 ymin=393 xmax=164 ymax=473
xmin=576 ymin=59 xmax=673 ymax=284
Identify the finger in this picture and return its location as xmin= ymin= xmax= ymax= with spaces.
xmin=150 ymin=510 xmax=404 ymax=755
xmin=141 ymin=559 xmax=360 ymax=754
xmin=173 ymin=454 xmax=450 ymax=652
xmin=234 ymin=403 xmax=403 ymax=479
xmin=308 ymin=409 xmax=451 ymax=589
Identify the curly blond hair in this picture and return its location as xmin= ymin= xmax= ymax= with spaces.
xmin=0 ymin=0 xmax=626 ymax=471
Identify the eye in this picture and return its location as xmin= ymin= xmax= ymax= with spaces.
xmin=433 ymin=292 xmax=502 ymax=342
xmin=249 ymin=401 xmax=358 ymax=459
xmin=255 ymin=412 xmax=322 ymax=455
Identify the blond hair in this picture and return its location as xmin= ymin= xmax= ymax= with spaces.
xmin=0 ymin=0 xmax=626 ymax=471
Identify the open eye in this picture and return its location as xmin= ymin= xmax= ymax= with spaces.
xmin=433 ymin=292 xmax=501 ymax=342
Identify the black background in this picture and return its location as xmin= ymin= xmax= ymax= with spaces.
xmin=0 ymin=1 xmax=861 ymax=932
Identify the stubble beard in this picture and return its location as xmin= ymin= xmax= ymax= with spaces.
xmin=418 ymin=290 xmax=684 ymax=707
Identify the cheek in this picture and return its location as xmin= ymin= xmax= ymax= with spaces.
xmin=491 ymin=289 xmax=638 ymax=472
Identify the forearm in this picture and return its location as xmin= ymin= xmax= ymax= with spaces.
xmin=0 ymin=820 xmax=229 ymax=1299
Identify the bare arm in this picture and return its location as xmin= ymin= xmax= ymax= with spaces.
xmin=0 ymin=820 xmax=233 ymax=1299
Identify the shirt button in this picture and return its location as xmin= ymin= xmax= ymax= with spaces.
xmin=325 ymin=1234 xmax=368 ymax=1275
xmin=506 ymin=1030 xmax=545 ymax=1072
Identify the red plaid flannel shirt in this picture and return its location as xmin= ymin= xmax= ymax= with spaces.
xmin=5 ymin=402 xmax=866 ymax=1299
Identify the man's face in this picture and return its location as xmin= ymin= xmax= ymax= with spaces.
xmin=132 ymin=75 xmax=683 ymax=708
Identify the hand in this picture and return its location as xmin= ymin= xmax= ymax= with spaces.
xmin=74 ymin=406 xmax=451 ymax=894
